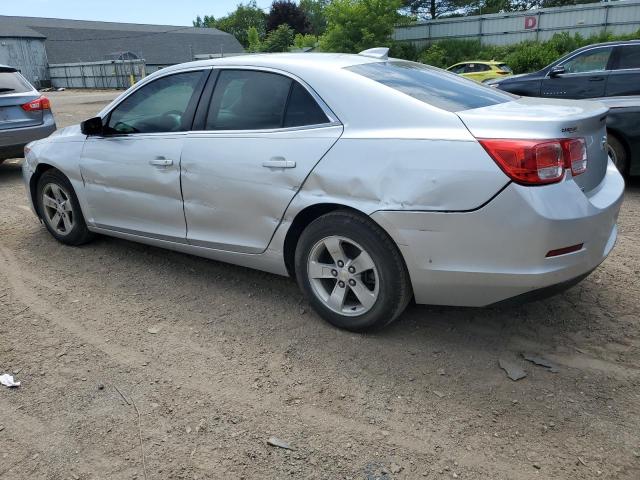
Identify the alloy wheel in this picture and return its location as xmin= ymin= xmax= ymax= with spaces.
xmin=42 ymin=183 xmax=75 ymax=236
xmin=307 ymin=235 xmax=379 ymax=316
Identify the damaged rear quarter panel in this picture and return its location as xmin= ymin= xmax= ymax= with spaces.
xmin=293 ymin=136 xmax=510 ymax=215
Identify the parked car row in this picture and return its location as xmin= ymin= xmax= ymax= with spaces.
xmin=447 ymin=40 xmax=640 ymax=176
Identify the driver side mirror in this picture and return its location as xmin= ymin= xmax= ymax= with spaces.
xmin=549 ymin=65 xmax=566 ymax=78
xmin=81 ymin=116 xmax=104 ymax=136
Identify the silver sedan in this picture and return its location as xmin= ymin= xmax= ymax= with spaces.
xmin=22 ymin=49 xmax=624 ymax=331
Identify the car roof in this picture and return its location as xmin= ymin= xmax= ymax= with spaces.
xmin=573 ymin=39 xmax=640 ymax=51
xmin=159 ymin=52 xmax=382 ymax=78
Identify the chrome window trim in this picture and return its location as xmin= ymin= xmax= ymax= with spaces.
xmin=188 ymin=122 xmax=343 ymax=136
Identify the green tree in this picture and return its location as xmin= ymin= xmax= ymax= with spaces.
xmin=262 ymin=24 xmax=297 ymax=52
xmin=246 ymin=26 xmax=263 ymax=52
xmin=299 ymin=0 xmax=329 ymax=36
xmin=319 ymin=0 xmax=402 ymax=53
xmin=193 ymin=1 xmax=266 ymax=48
xmin=267 ymin=1 xmax=310 ymax=34
xmin=294 ymin=33 xmax=319 ymax=50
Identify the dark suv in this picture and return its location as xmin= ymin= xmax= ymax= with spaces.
xmin=488 ymin=40 xmax=640 ymax=99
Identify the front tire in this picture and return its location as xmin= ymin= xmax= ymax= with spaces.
xmin=36 ymin=169 xmax=93 ymax=246
xmin=295 ymin=210 xmax=412 ymax=332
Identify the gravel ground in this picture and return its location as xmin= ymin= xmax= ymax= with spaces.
xmin=1 ymin=90 xmax=639 ymax=480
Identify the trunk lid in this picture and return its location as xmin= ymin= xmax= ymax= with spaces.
xmin=0 ymin=93 xmax=44 ymax=130
xmin=457 ymin=97 xmax=609 ymax=193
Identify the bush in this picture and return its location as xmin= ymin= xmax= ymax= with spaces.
xmin=504 ymin=42 xmax=558 ymax=73
xmin=401 ymin=29 xmax=640 ymax=73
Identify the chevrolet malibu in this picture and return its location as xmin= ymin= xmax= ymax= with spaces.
xmin=22 ymin=49 xmax=624 ymax=331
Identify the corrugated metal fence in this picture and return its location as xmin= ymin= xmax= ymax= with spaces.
xmin=48 ymin=59 xmax=146 ymax=89
xmin=394 ymin=0 xmax=640 ymax=47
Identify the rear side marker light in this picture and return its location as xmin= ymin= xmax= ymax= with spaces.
xmin=478 ymin=137 xmax=587 ymax=186
xmin=546 ymin=243 xmax=583 ymax=258
xmin=21 ymin=96 xmax=51 ymax=112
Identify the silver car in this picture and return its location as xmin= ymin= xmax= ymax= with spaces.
xmin=22 ymin=49 xmax=624 ymax=331
xmin=0 ymin=65 xmax=56 ymax=163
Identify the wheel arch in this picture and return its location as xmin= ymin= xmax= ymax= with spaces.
xmin=283 ymin=203 xmax=375 ymax=278
xmin=29 ymin=163 xmax=58 ymax=218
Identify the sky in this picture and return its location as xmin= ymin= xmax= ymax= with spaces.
xmin=1 ymin=0 xmax=273 ymax=26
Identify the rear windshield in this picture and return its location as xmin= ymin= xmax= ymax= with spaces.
xmin=498 ymin=63 xmax=513 ymax=73
xmin=0 ymin=71 xmax=33 ymax=95
xmin=346 ymin=61 xmax=514 ymax=112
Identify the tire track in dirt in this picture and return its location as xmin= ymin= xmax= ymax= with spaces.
xmin=0 ymin=243 xmax=447 ymax=460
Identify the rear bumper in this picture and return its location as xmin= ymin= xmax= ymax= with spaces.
xmin=0 ymin=113 xmax=56 ymax=160
xmin=371 ymin=161 xmax=624 ymax=307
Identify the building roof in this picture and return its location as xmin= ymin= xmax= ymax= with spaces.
xmin=0 ymin=24 xmax=46 ymax=38
xmin=0 ymin=15 xmax=244 ymax=65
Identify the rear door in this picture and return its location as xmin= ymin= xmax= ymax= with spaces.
xmin=541 ymin=46 xmax=613 ymax=99
xmin=0 ymin=68 xmax=43 ymax=131
xmin=181 ymin=68 xmax=343 ymax=253
xmin=605 ymin=44 xmax=640 ymax=97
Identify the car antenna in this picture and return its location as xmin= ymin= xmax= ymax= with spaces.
xmin=358 ymin=48 xmax=389 ymax=60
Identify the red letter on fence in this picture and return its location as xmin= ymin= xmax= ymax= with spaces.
xmin=524 ymin=16 xmax=537 ymax=29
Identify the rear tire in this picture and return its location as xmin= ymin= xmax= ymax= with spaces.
xmin=607 ymin=134 xmax=628 ymax=176
xmin=36 ymin=169 xmax=93 ymax=246
xmin=295 ymin=210 xmax=412 ymax=332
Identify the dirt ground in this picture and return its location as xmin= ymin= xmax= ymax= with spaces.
xmin=1 ymin=89 xmax=639 ymax=480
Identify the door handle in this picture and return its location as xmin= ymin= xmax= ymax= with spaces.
xmin=149 ymin=157 xmax=173 ymax=167
xmin=588 ymin=77 xmax=605 ymax=82
xmin=262 ymin=157 xmax=296 ymax=169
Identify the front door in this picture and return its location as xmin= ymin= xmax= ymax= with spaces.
xmin=541 ymin=46 xmax=613 ymax=99
xmin=80 ymin=70 xmax=207 ymax=240
xmin=181 ymin=69 xmax=343 ymax=253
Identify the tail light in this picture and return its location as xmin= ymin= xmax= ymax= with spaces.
xmin=562 ymin=138 xmax=587 ymax=175
xmin=21 ymin=96 xmax=51 ymax=112
xmin=478 ymin=138 xmax=587 ymax=186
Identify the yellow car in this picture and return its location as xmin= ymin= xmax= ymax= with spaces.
xmin=446 ymin=61 xmax=513 ymax=83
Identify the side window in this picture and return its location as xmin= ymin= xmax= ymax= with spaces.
xmin=284 ymin=82 xmax=329 ymax=127
xmin=106 ymin=71 xmax=203 ymax=134
xmin=464 ymin=64 xmax=476 ymax=73
xmin=562 ymin=47 xmax=613 ymax=74
xmin=477 ymin=64 xmax=491 ymax=72
xmin=450 ymin=64 xmax=466 ymax=74
xmin=615 ymin=45 xmax=640 ymax=70
xmin=206 ymin=70 xmax=291 ymax=130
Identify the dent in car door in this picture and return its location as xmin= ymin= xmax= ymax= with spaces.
xmin=181 ymin=125 xmax=342 ymax=253
xmin=81 ymin=135 xmax=187 ymax=239
xmin=181 ymin=68 xmax=343 ymax=254
xmin=80 ymin=69 xmax=207 ymax=240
